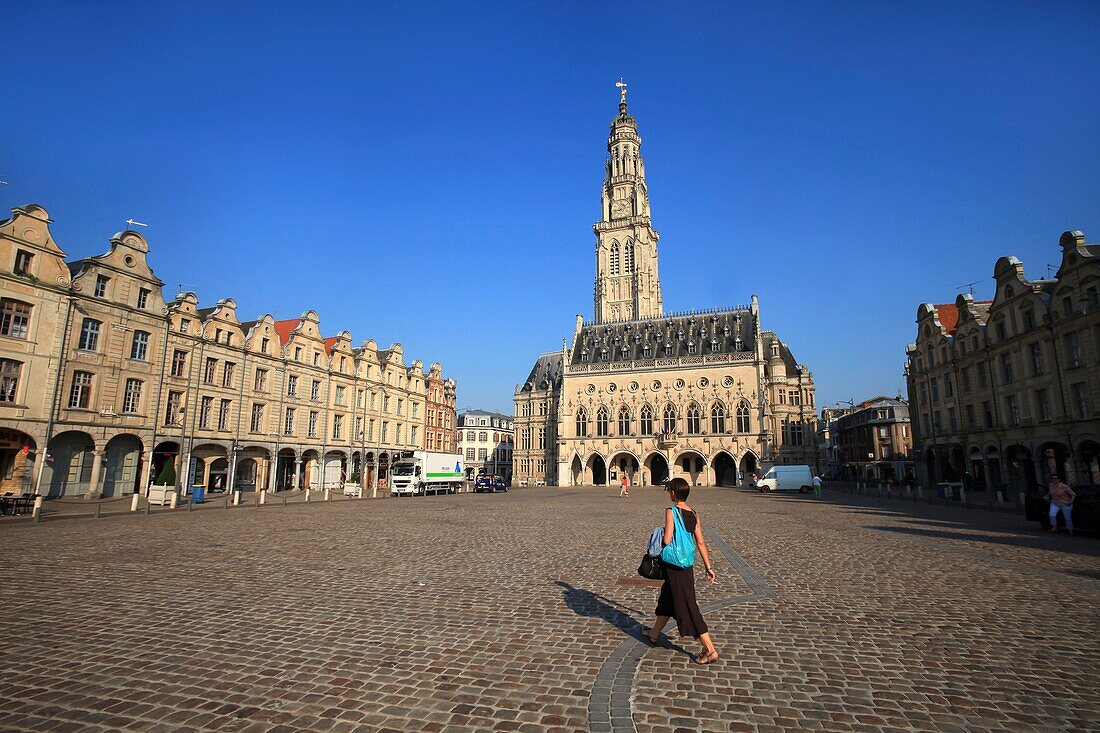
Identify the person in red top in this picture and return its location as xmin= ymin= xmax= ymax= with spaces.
xmin=1047 ymin=474 xmax=1077 ymax=535
xmin=619 ymin=474 xmax=630 ymax=498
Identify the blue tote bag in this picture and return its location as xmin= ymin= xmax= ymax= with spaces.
xmin=659 ymin=506 xmax=697 ymax=568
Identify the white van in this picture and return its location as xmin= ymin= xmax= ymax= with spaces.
xmin=755 ymin=465 xmax=814 ymax=493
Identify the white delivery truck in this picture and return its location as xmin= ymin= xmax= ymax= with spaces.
xmin=389 ymin=451 xmax=464 ymax=496
xmin=755 ymin=464 xmax=814 ymax=493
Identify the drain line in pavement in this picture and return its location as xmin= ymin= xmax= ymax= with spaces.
xmin=587 ymin=533 xmax=776 ymax=733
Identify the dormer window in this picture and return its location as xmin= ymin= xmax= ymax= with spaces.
xmin=710 ymin=338 xmax=719 ymax=353
xmin=581 ymin=349 xmax=588 ymax=363
xmin=664 ymin=342 xmax=673 ymax=356
xmin=642 ymin=344 xmax=651 ymax=358
xmin=94 ymin=275 xmax=109 ymax=298
xmin=687 ymin=341 xmax=697 ymax=355
xmin=734 ymin=337 xmax=743 ymax=350
xmin=137 ymin=288 xmax=150 ymax=309
xmin=14 ymin=250 xmax=34 ymax=276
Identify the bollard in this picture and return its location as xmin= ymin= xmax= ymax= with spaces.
xmin=32 ymin=496 xmax=43 ymax=523
xmin=169 ymin=492 xmax=178 ymax=510
xmin=259 ymin=489 xmax=267 ymax=506
xmin=131 ymin=494 xmax=140 ymax=512
xmin=187 ymin=497 xmax=193 ymax=511
xmin=233 ymin=490 xmax=241 ymax=506
xmin=959 ymin=486 xmax=967 ymax=506
xmin=305 ymin=489 xmax=311 ymax=503
xmin=282 ymin=494 xmax=287 ymax=506
xmin=324 ymin=488 xmax=331 ymax=502
xmin=225 ymin=496 xmax=230 ymax=509
xmin=95 ymin=503 xmax=102 ymax=518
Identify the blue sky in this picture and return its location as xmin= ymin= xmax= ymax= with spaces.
xmin=3 ymin=1 xmax=1098 ymax=414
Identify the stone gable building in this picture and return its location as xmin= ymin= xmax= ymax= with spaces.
xmin=0 ymin=204 xmax=457 ymax=499
xmin=513 ymin=90 xmax=818 ymax=487
xmin=906 ymin=231 xmax=1100 ymax=494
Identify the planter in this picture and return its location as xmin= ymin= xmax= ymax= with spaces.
xmin=147 ymin=484 xmax=176 ymax=506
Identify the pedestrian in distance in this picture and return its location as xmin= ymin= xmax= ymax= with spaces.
xmin=1046 ymin=474 xmax=1076 ymax=535
xmin=620 ymin=474 xmax=630 ymax=498
xmin=641 ymin=477 xmax=720 ymax=665
xmin=812 ymin=473 xmax=823 ymax=498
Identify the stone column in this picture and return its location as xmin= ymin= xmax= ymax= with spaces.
xmin=136 ymin=451 xmax=150 ymax=497
xmin=292 ymin=459 xmax=301 ymax=490
xmin=86 ymin=449 xmax=104 ymax=500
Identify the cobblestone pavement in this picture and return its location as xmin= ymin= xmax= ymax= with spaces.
xmin=0 ymin=487 xmax=1096 ymax=732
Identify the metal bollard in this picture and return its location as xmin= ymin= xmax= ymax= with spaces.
xmin=187 ymin=497 xmax=193 ymax=511
xmin=169 ymin=492 xmax=178 ymax=510
xmin=282 ymin=494 xmax=287 ymax=506
xmin=131 ymin=494 xmax=140 ymax=512
xmin=145 ymin=497 xmax=151 ymax=514
xmin=95 ymin=503 xmax=102 ymax=518
xmin=233 ymin=490 xmax=240 ymax=506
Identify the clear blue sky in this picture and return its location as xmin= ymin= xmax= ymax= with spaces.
xmin=3 ymin=2 xmax=1098 ymax=414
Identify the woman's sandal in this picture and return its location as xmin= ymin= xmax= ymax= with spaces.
xmin=640 ymin=627 xmax=659 ymax=645
xmin=695 ymin=650 xmax=719 ymax=665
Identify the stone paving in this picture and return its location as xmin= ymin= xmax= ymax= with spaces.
xmin=0 ymin=486 xmax=1096 ymax=732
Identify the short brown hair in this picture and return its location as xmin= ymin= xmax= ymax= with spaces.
xmin=665 ymin=477 xmax=691 ymax=501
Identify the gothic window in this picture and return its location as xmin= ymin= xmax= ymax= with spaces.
xmin=663 ymin=404 xmax=677 ymax=434
xmin=736 ymin=401 xmax=751 ymax=433
xmin=596 ymin=407 xmax=610 ymax=436
xmin=610 ymin=241 xmax=621 ymax=275
xmin=576 ymin=408 xmax=588 ymax=438
xmin=711 ymin=402 xmax=726 ymax=433
xmin=640 ymin=405 xmax=654 ymax=434
xmin=618 ymin=406 xmax=631 ymax=435
xmin=581 ymin=349 xmax=588 ymax=363
xmin=686 ymin=403 xmax=701 ymax=433
xmin=624 ymin=241 xmax=635 ymax=273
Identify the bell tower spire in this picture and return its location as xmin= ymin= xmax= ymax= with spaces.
xmin=593 ymin=80 xmax=662 ymax=324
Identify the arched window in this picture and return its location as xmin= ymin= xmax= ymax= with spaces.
xmin=640 ymin=405 xmax=654 ymax=435
xmin=736 ymin=401 xmax=750 ymax=433
xmin=576 ymin=408 xmax=588 ymax=438
xmin=663 ymin=404 xmax=677 ymax=434
xmin=686 ymin=403 xmax=701 ymax=433
xmin=711 ymin=402 xmax=726 ymax=433
xmin=624 ymin=241 xmax=635 ymax=273
xmin=618 ymin=406 xmax=631 ymax=436
xmin=609 ymin=241 xmax=621 ymax=275
xmin=596 ymin=407 xmax=610 ymax=437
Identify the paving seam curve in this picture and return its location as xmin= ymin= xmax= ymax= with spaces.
xmin=587 ymin=534 xmax=776 ymax=733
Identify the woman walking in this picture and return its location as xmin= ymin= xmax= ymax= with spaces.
xmin=642 ymin=477 xmax=720 ymax=664
xmin=1047 ymin=474 xmax=1076 ymax=535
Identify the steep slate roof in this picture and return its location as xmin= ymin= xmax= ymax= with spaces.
xmin=519 ymin=352 xmax=564 ymax=392
xmin=571 ymin=308 xmax=753 ymax=365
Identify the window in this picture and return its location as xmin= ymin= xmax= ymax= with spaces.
xmin=982 ymin=401 xmax=994 ymax=429
xmin=478 ymin=431 xmax=488 ymax=442
xmin=313 ymin=352 xmax=320 ymax=366
xmin=165 ymin=390 xmax=183 ymax=425
xmin=411 ymin=425 xmax=418 ymax=445
xmin=1029 ymin=343 xmax=1043 ymax=376
xmin=538 ymin=427 xmax=546 ymax=450
xmin=711 ymin=402 xmax=726 ymax=433
xmin=250 ymin=403 xmax=265 ymax=432
xmin=965 ymin=404 xmax=975 ymax=430
xmin=287 ymin=374 xmax=298 ymax=397
xmin=961 ymin=367 xmax=971 ymax=393
xmin=642 ymin=344 xmax=651 ymax=358
xmin=662 ymin=404 xmax=677 ymax=433
xmin=1005 ymin=395 xmax=1020 ymax=426
xmin=397 ymin=398 xmax=404 ymax=414
xmin=170 ymin=349 xmax=187 ymax=377
xmin=1072 ymin=383 xmax=1089 ymax=419
xmin=478 ymin=448 xmax=488 ymax=460
xmin=218 ymin=399 xmax=231 ymax=430
xmin=294 ymin=347 xmax=302 ymax=362
xmin=944 ymin=374 xmax=953 ymax=398
xmin=466 ymin=448 xmax=475 ymax=461
xmin=521 ymin=428 xmax=531 ymax=450
xmin=254 ymin=368 xmax=268 ymax=392
xmin=576 ymin=408 xmax=588 ymax=438
xmin=996 ymin=321 xmax=1006 ymax=341
xmin=308 ymin=411 xmax=318 ymax=437
xmin=0 ymin=300 xmax=31 ymax=339
xmin=122 ymin=378 xmax=143 ymax=413
xmin=355 ymin=416 xmax=362 ymax=438
xmin=736 ymin=401 xmax=750 ymax=433
xmin=94 ymin=275 xmax=109 ymax=298
xmin=0 ymin=359 xmax=22 ymax=402
xmin=930 ymin=378 xmax=939 ymax=401
xmin=356 ymin=389 xmax=364 ymax=408
xmin=686 ymin=403 xmax=701 ymax=433
xmin=596 ymin=407 xmax=609 ymax=436
xmin=68 ymin=371 xmax=93 ymax=409
xmin=13 ymin=250 xmax=33 ymax=276
xmin=948 ymin=407 xmax=957 ymax=433
xmin=381 ymin=421 xmax=389 ymax=442
xmin=412 ymin=402 xmax=419 ymax=418
xmin=284 ymin=407 xmax=295 ymax=436
xmin=179 ymin=319 xmax=190 ymax=334
xmin=222 ymin=362 xmax=235 ymax=387
xmin=129 ymin=330 xmax=150 ymax=361
xmin=1064 ymin=332 xmax=1083 ymax=367
xmin=1000 ymin=354 xmax=1013 ymax=384
xmin=609 ymin=241 xmax=620 ymax=275
xmin=137 ymin=288 xmax=150 ymax=309
xmin=199 ymin=396 xmax=213 ymax=428
xmin=640 ymin=405 xmax=654 ymax=434
xmin=368 ymin=419 xmax=375 ymax=441
xmin=332 ymin=414 xmax=343 ymax=440
xmin=335 ymin=385 xmax=346 ymax=405
xmin=664 ymin=342 xmax=673 ymax=356
xmin=1034 ymin=389 xmax=1050 ymax=421
xmin=778 ymin=390 xmax=786 ymax=405
xmin=618 ymin=407 xmax=631 ymax=436
xmin=1023 ymin=310 xmax=1035 ymax=330
xmin=370 ymin=391 xmax=377 ymax=408
xmin=978 ymin=362 xmax=988 ymax=387
xmin=1063 ymin=296 xmax=1073 ymax=316
xmin=686 ymin=341 xmax=697 ymax=355
xmin=79 ymin=318 xmax=101 ymax=351
xmin=261 ymin=337 xmax=270 ymax=353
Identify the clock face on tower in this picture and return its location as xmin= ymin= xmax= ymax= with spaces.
xmin=611 ymin=199 xmax=630 ymax=218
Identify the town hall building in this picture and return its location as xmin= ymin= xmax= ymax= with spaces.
xmin=513 ymin=86 xmax=819 ymax=487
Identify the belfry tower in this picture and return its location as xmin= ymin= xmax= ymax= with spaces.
xmin=593 ymin=80 xmax=663 ymax=324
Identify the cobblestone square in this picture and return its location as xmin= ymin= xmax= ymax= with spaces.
xmin=1 ymin=487 xmax=1097 ymax=732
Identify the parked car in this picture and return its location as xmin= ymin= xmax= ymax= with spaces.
xmin=474 ymin=475 xmax=507 ymax=493
xmin=1025 ymin=483 xmax=1099 ymax=533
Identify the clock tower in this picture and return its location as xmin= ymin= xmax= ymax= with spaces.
xmin=593 ymin=80 xmax=663 ymax=324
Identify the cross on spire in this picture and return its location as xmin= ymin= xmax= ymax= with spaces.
xmin=615 ymin=78 xmax=627 ymax=106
